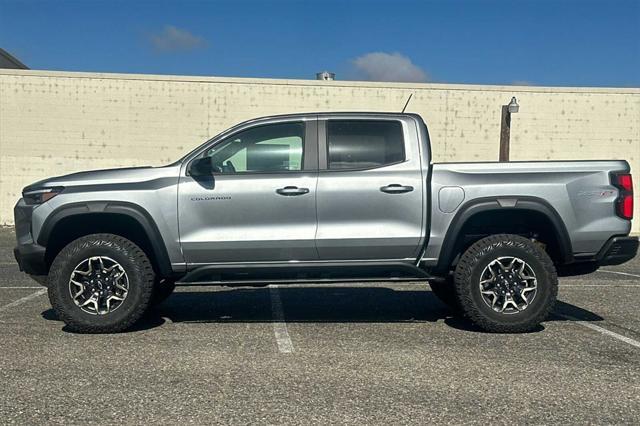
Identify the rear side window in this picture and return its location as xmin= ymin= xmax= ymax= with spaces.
xmin=327 ymin=120 xmax=405 ymax=170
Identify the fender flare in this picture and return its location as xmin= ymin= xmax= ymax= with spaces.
xmin=38 ymin=201 xmax=173 ymax=276
xmin=434 ymin=196 xmax=573 ymax=273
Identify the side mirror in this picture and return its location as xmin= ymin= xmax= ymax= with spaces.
xmin=189 ymin=157 xmax=214 ymax=177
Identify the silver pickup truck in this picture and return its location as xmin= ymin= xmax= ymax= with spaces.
xmin=14 ymin=112 xmax=638 ymax=333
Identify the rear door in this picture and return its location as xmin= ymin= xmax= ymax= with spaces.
xmin=178 ymin=117 xmax=319 ymax=264
xmin=315 ymin=116 xmax=425 ymax=261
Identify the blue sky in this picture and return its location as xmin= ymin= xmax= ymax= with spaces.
xmin=1 ymin=0 xmax=638 ymax=87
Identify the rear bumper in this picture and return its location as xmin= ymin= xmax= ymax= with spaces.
xmin=596 ymin=236 xmax=639 ymax=266
xmin=562 ymin=236 xmax=638 ymax=276
xmin=14 ymin=243 xmax=47 ymax=275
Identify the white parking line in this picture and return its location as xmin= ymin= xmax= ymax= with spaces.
xmin=269 ymin=285 xmax=294 ymax=354
xmin=0 ymin=286 xmax=43 ymax=289
xmin=597 ymin=270 xmax=640 ymax=279
xmin=0 ymin=289 xmax=47 ymax=314
xmin=560 ymin=284 xmax=640 ymax=287
xmin=559 ymin=314 xmax=640 ymax=349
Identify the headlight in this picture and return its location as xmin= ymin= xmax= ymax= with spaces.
xmin=23 ymin=187 xmax=64 ymax=205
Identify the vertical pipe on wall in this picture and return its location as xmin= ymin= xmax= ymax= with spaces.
xmin=499 ymin=105 xmax=511 ymax=162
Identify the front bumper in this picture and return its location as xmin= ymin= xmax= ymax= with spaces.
xmin=596 ymin=236 xmax=639 ymax=266
xmin=13 ymin=198 xmax=48 ymax=275
xmin=14 ymin=243 xmax=47 ymax=275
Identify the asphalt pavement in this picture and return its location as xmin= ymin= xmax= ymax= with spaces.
xmin=0 ymin=228 xmax=638 ymax=424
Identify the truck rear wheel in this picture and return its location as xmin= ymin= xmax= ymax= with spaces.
xmin=47 ymin=234 xmax=155 ymax=333
xmin=454 ymin=234 xmax=557 ymax=333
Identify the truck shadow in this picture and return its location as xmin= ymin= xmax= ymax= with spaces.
xmin=41 ymin=285 xmax=604 ymax=334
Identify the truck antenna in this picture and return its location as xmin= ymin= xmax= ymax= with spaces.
xmin=401 ymin=93 xmax=413 ymax=113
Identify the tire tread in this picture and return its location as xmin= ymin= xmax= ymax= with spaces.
xmin=48 ymin=233 xmax=154 ymax=333
xmin=454 ymin=234 xmax=558 ymax=333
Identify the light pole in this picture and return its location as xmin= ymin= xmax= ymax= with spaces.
xmin=499 ymin=97 xmax=519 ymax=162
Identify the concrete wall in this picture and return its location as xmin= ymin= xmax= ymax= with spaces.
xmin=1 ymin=69 xmax=638 ymax=231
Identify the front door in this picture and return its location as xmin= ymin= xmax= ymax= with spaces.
xmin=178 ymin=118 xmax=318 ymax=265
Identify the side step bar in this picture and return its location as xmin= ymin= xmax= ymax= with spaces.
xmin=176 ymin=261 xmax=433 ymax=286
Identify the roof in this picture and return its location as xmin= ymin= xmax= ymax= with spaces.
xmin=0 ymin=48 xmax=28 ymax=69
xmin=246 ymin=111 xmax=424 ymax=121
xmin=3 ymin=69 xmax=637 ymax=94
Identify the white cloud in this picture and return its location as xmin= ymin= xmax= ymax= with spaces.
xmin=149 ymin=25 xmax=207 ymax=52
xmin=352 ymin=52 xmax=428 ymax=83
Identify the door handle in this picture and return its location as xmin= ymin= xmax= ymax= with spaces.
xmin=380 ymin=184 xmax=414 ymax=194
xmin=276 ymin=186 xmax=310 ymax=196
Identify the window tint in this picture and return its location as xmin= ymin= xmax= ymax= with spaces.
xmin=327 ymin=120 xmax=404 ymax=170
xmin=204 ymin=122 xmax=304 ymax=173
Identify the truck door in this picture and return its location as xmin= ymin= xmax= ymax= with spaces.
xmin=315 ymin=117 xmax=425 ymax=260
xmin=178 ymin=118 xmax=319 ymax=264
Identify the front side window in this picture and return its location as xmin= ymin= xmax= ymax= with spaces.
xmin=327 ymin=120 xmax=404 ymax=170
xmin=203 ymin=122 xmax=304 ymax=174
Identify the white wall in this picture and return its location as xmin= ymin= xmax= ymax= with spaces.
xmin=1 ymin=69 xmax=638 ymax=231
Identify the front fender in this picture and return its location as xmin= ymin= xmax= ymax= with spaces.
xmin=38 ymin=201 xmax=174 ymax=276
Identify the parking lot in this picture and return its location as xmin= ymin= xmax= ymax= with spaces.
xmin=0 ymin=228 xmax=638 ymax=424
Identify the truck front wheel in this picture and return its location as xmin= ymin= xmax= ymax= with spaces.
xmin=47 ymin=234 xmax=155 ymax=333
xmin=454 ymin=234 xmax=558 ymax=333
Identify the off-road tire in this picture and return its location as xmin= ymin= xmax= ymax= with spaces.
xmin=151 ymin=278 xmax=176 ymax=306
xmin=429 ymin=277 xmax=461 ymax=312
xmin=454 ymin=234 xmax=557 ymax=333
xmin=48 ymin=233 xmax=155 ymax=333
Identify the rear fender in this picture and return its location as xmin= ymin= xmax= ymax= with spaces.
xmin=434 ymin=196 xmax=573 ymax=273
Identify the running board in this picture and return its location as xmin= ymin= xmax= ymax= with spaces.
xmin=176 ymin=261 xmax=432 ymax=286
xmin=177 ymin=276 xmax=428 ymax=287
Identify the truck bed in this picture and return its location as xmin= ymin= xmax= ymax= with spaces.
xmin=423 ymin=159 xmax=632 ymax=264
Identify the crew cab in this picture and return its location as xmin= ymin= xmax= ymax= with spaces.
xmin=14 ymin=112 xmax=638 ymax=333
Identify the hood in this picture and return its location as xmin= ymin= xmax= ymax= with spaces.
xmin=23 ymin=166 xmax=179 ymax=193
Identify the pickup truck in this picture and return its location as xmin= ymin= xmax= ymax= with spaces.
xmin=14 ymin=112 xmax=638 ymax=333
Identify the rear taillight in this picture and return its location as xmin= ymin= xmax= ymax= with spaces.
xmin=612 ymin=173 xmax=633 ymax=220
